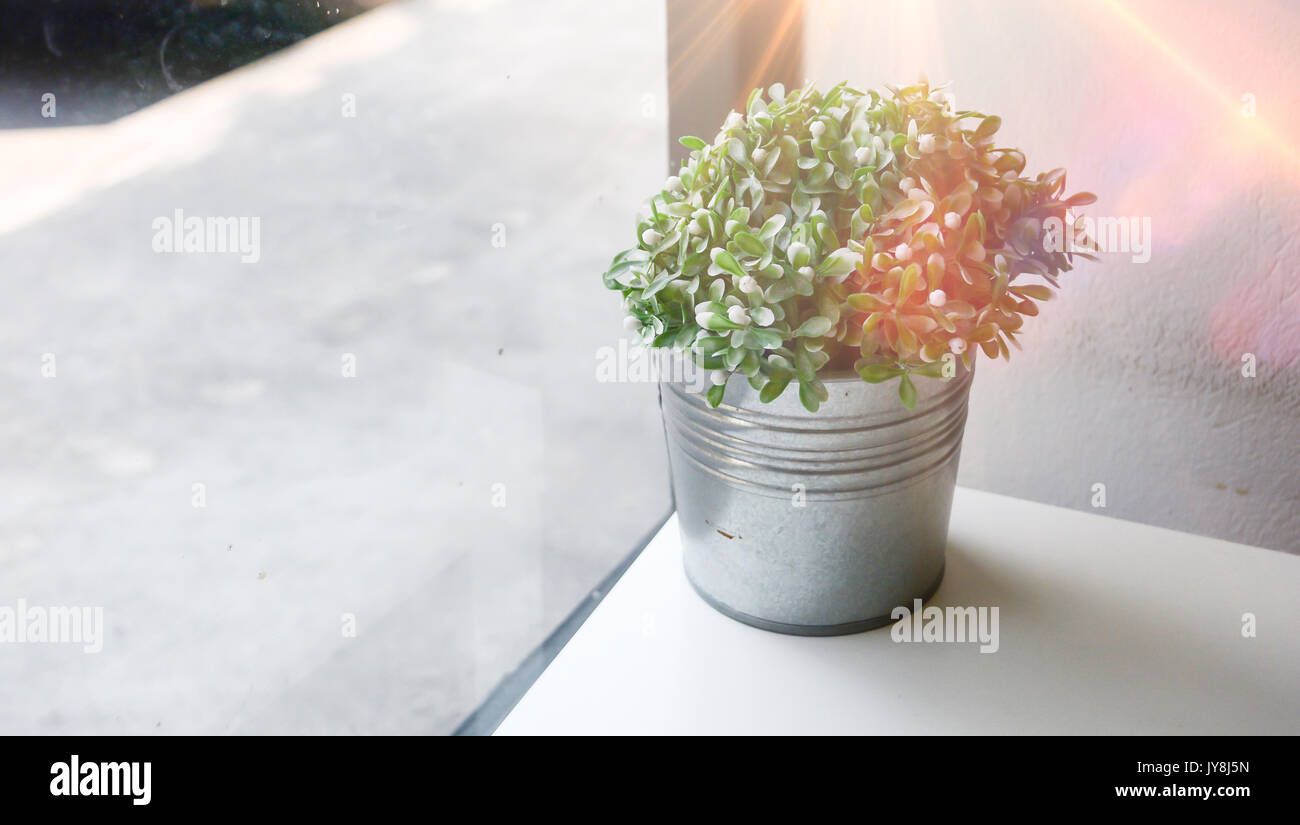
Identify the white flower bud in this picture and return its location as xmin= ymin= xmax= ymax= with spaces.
xmin=944 ymin=211 xmax=961 ymax=229
xmin=641 ymin=228 xmax=664 ymax=246
xmin=854 ymin=146 xmax=872 ymax=166
xmin=798 ymin=266 xmax=815 ymax=279
xmin=623 ymin=315 xmax=641 ymax=331
xmin=727 ymin=305 xmax=750 ymax=325
xmin=725 ymin=111 xmax=743 ymax=130
xmin=665 ymin=175 xmax=683 ymax=193
xmin=751 ymin=147 xmax=767 ymax=164
xmin=688 ymin=222 xmax=703 ymax=235
xmin=918 ymin=133 xmax=936 ymax=154
xmin=928 ymin=289 xmax=947 ymax=307
xmin=738 ymin=275 xmax=760 ymax=294
xmin=894 ymin=243 xmax=912 ymax=261
xmin=809 ymin=120 xmax=827 ymax=138
xmin=710 ymin=369 xmax=729 ymax=386
xmin=949 ymin=338 xmax=968 ymax=355
xmin=898 ymin=177 xmax=915 ymax=192
xmin=787 ymin=241 xmax=810 ymax=264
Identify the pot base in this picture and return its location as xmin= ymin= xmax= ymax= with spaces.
xmin=685 ymin=563 xmax=946 ymax=637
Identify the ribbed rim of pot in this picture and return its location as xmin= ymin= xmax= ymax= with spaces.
xmin=659 ymin=366 xmax=974 ymax=500
xmin=663 ymin=363 xmax=973 ymax=423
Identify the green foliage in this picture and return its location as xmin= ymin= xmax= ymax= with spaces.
xmin=603 ymin=80 xmax=1095 ymax=410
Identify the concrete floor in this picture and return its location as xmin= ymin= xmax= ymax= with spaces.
xmin=0 ymin=0 xmax=671 ymax=734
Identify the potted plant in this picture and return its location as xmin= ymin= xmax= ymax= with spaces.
xmin=603 ymin=81 xmax=1095 ymax=635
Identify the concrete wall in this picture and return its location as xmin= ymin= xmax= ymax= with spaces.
xmin=803 ymin=0 xmax=1300 ymax=553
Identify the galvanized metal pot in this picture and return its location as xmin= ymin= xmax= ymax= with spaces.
xmin=660 ymin=366 xmax=973 ymax=636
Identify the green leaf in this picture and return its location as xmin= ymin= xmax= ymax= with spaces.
xmin=641 ymin=270 xmax=677 ymax=299
xmin=708 ymin=248 xmax=747 ymax=279
xmin=734 ymin=232 xmax=767 ymax=256
xmin=759 ymin=373 xmax=792 ymax=403
xmin=699 ymin=351 xmax=726 ymax=370
xmin=794 ymin=316 xmax=833 ymax=338
xmin=850 ymin=204 xmax=875 ymax=238
xmin=697 ymin=313 xmax=742 ymax=331
xmin=810 ymin=377 xmax=829 ymax=402
xmin=898 ymin=263 xmax=921 ymax=300
xmin=846 ymin=293 xmax=885 ymax=312
xmin=973 ymin=115 xmax=1001 ymax=141
xmin=794 ymin=347 xmax=815 ymax=382
xmin=898 ymin=373 xmax=918 ymax=409
xmin=971 ymin=323 xmax=999 ymax=342
xmin=679 ymin=136 xmax=707 ymax=151
xmin=1010 ymin=284 xmax=1053 ymax=300
xmin=857 ymin=363 xmax=903 ymax=383
xmin=727 ymin=138 xmax=748 ymax=165
xmin=818 ymin=248 xmax=859 ymax=281
xmin=798 ymin=381 xmax=821 ymax=413
xmin=787 ymin=241 xmax=811 ymax=269
xmin=694 ymin=335 xmax=728 ymax=357
xmin=765 ymin=281 xmax=795 ymax=302
xmin=758 ymin=214 xmax=787 ymax=240
xmin=787 ymin=268 xmax=815 ymax=296
xmin=651 ymin=329 xmax=676 ymax=348
xmin=672 ymin=324 xmax=698 ymax=350
xmin=750 ymin=327 xmax=785 ymax=349
xmin=706 ymin=384 xmax=726 ymax=407
xmin=603 ymin=248 xmax=651 ymax=287
xmin=791 ymin=188 xmax=811 ymax=218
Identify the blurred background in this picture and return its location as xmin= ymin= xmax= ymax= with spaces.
xmin=0 ymin=0 xmax=1295 ymax=735
xmin=0 ymin=1 xmax=383 ymax=127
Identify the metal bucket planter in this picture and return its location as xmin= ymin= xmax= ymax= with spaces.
xmin=660 ymin=365 xmax=973 ymax=636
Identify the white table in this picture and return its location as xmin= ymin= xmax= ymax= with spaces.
xmin=497 ymin=487 xmax=1300 ymax=735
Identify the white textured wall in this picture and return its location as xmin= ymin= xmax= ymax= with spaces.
xmin=805 ymin=0 xmax=1300 ymax=553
